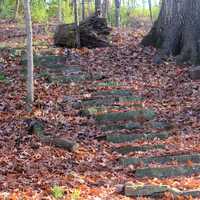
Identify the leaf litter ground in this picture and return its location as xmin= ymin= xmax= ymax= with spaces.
xmin=0 ymin=21 xmax=200 ymax=199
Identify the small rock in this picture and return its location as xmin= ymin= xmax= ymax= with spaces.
xmin=189 ymin=66 xmax=200 ymax=80
xmin=115 ymin=184 xmax=124 ymax=194
xmin=153 ymin=55 xmax=163 ymax=65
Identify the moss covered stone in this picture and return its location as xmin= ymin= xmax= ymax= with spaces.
xmin=135 ymin=164 xmax=200 ymax=178
xmin=114 ymin=144 xmax=165 ymax=155
xmin=106 ymin=131 xmax=170 ymax=143
xmin=95 ymin=109 xmax=155 ymax=123
xmin=121 ymin=153 xmax=200 ymax=166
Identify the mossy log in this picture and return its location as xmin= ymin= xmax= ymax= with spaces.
xmin=29 ymin=120 xmax=79 ymax=152
xmin=135 ymin=164 xmax=200 ymax=178
xmin=121 ymin=153 xmax=200 ymax=166
xmin=54 ymin=15 xmax=111 ymax=48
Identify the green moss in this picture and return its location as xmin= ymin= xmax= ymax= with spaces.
xmin=0 ymin=73 xmax=6 ymax=81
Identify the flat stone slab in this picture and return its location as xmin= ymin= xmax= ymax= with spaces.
xmin=80 ymin=104 xmax=143 ymax=117
xmin=95 ymin=109 xmax=155 ymax=123
xmin=150 ymin=121 xmax=172 ymax=130
xmin=94 ymin=89 xmax=133 ymax=97
xmin=101 ymin=122 xmax=143 ymax=132
xmin=96 ymin=81 xmax=126 ymax=87
xmin=105 ymin=131 xmax=170 ymax=143
xmin=124 ymin=182 xmax=200 ymax=198
xmin=135 ymin=164 xmax=200 ymax=178
xmin=21 ymin=54 xmax=66 ymax=66
xmin=121 ymin=153 xmax=200 ymax=166
xmin=189 ymin=66 xmax=200 ymax=80
xmin=101 ymin=121 xmax=171 ymax=132
xmin=124 ymin=183 xmax=171 ymax=198
xmin=114 ymin=144 xmax=165 ymax=154
xmin=74 ymin=96 xmax=143 ymax=109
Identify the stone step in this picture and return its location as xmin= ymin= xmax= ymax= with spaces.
xmin=79 ymin=104 xmax=143 ymax=117
xmin=94 ymin=89 xmax=133 ymax=97
xmin=96 ymin=81 xmax=126 ymax=87
xmin=124 ymin=182 xmax=200 ymax=198
xmin=73 ymin=96 xmax=143 ymax=109
xmin=21 ymin=54 xmax=66 ymax=66
xmin=150 ymin=121 xmax=172 ymax=130
xmin=95 ymin=109 xmax=155 ymax=123
xmin=101 ymin=122 xmax=143 ymax=132
xmin=103 ymin=131 xmax=170 ymax=143
xmin=135 ymin=164 xmax=200 ymax=178
xmin=101 ymin=121 xmax=171 ymax=132
xmin=114 ymin=144 xmax=165 ymax=154
xmin=121 ymin=153 xmax=200 ymax=166
xmin=45 ymin=64 xmax=81 ymax=72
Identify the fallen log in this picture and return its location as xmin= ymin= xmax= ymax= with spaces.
xmin=29 ymin=120 xmax=79 ymax=152
xmin=54 ymin=15 xmax=111 ymax=48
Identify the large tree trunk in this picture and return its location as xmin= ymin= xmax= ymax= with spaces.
xmin=54 ymin=15 xmax=111 ymax=48
xmin=142 ymin=0 xmax=200 ymax=64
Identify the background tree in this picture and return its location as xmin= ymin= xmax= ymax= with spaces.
xmin=23 ymin=0 xmax=34 ymax=107
xmin=142 ymin=0 xmax=200 ymax=64
xmin=73 ymin=0 xmax=80 ymax=47
xmin=148 ymin=0 xmax=152 ymax=22
xmin=58 ymin=0 xmax=62 ymax=23
xmin=95 ymin=0 xmax=101 ymax=15
xmin=15 ymin=0 xmax=20 ymax=19
xmin=115 ymin=0 xmax=120 ymax=27
xmin=81 ymin=0 xmax=85 ymax=20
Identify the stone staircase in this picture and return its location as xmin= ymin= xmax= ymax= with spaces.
xmin=23 ymin=53 xmax=200 ymax=198
xmin=74 ymin=80 xmax=200 ymax=199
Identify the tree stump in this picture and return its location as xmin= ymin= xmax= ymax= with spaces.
xmin=54 ymin=15 xmax=111 ymax=48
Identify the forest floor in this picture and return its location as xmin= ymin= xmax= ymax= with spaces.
xmin=0 ymin=20 xmax=200 ymax=200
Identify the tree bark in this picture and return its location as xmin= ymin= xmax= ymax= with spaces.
xmin=102 ymin=0 xmax=108 ymax=18
xmin=73 ymin=0 xmax=81 ymax=47
xmin=115 ymin=0 xmax=120 ymax=27
xmin=95 ymin=0 xmax=101 ymax=15
xmin=142 ymin=0 xmax=200 ymax=64
xmin=82 ymin=0 xmax=85 ymax=20
xmin=23 ymin=0 xmax=34 ymax=107
xmin=148 ymin=0 xmax=153 ymax=23
xmin=58 ymin=0 xmax=62 ymax=23
xmin=15 ymin=0 xmax=20 ymax=20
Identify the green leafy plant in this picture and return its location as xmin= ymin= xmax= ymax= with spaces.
xmin=51 ymin=185 xmax=64 ymax=199
xmin=71 ymin=189 xmax=80 ymax=200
